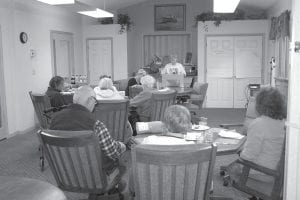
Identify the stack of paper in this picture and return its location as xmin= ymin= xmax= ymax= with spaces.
xmin=218 ymin=130 xmax=244 ymax=140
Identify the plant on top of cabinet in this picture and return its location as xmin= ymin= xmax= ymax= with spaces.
xmin=117 ymin=14 xmax=133 ymax=34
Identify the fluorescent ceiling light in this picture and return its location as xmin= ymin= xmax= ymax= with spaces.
xmin=78 ymin=8 xmax=114 ymax=18
xmin=36 ymin=0 xmax=75 ymax=5
xmin=213 ymin=0 xmax=240 ymax=13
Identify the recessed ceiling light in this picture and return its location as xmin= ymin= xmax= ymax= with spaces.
xmin=36 ymin=0 xmax=75 ymax=5
xmin=213 ymin=0 xmax=240 ymax=13
xmin=78 ymin=8 xmax=114 ymax=18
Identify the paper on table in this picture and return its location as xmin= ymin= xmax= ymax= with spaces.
xmin=218 ymin=130 xmax=244 ymax=140
xmin=136 ymin=122 xmax=150 ymax=133
xmin=185 ymin=132 xmax=202 ymax=141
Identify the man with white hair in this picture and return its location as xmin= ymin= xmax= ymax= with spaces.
xmin=129 ymin=75 xmax=157 ymax=122
xmin=50 ymin=86 xmax=126 ymax=173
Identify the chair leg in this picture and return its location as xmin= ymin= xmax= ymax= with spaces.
xmin=39 ymin=144 xmax=45 ymax=172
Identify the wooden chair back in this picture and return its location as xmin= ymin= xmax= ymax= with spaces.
xmin=29 ymin=91 xmax=51 ymax=129
xmin=131 ymin=143 xmax=217 ymax=200
xmin=37 ymin=130 xmax=108 ymax=194
xmin=129 ymin=85 xmax=143 ymax=99
xmin=150 ymin=90 xmax=177 ymax=121
xmin=93 ymin=99 xmax=129 ymax=142
xmin=191 ymin=83 xmax=208 ymax=109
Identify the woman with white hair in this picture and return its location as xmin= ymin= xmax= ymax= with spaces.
xmin=94 ymin=77 xmax=123 ymax=100
xmin=128 ymin=75 xmax=157 ymax=135
xmin=125 ymin=69 xmax=147 ymax=96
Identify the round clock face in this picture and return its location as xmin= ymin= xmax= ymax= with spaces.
xmin=20 ymin=32 xmax=28 ymax=44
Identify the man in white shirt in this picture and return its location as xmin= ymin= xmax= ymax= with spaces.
xmin=161 ymin=54 xmax=186 ymax=76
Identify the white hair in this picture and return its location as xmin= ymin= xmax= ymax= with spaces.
xmin=140 ymin=75 xmax=156 ymax=88
xmin=73 ymin=86 xmax=95 ymax=105
xmin=98 ymin=77 xmax=113 ymax=90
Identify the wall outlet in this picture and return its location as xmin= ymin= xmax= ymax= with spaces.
xmin=30 ymin=49 xmax=36 ymax=58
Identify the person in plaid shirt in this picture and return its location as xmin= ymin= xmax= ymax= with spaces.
xmin=50 ymin=86 xmax=126 ymax=174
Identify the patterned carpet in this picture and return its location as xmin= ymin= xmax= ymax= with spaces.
xmin=0 ymin=108 xmax=250 ymax=200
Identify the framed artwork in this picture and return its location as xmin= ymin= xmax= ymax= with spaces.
xmin=154 ymin=4 xmax=186 ymax=31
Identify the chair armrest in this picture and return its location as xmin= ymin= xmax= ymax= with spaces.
xmin=189 ymin=94 xmax=204 ymax=100
xmin=219 ymin=123 xmax=244 ymax=129
xmin=236 ymin=158 xmax=279 ymax=177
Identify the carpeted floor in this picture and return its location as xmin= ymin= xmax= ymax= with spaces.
xmin=0 ymin=108 xmax=250 ymax=200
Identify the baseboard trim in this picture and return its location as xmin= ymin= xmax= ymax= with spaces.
xmin=8 ymin=124 xmax=39 ymax=139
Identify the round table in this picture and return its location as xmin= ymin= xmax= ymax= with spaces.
xmin=0 ymin=176 xmax=66 ymax=200
xmin=167 ymin=86 xmax=193 ymax=96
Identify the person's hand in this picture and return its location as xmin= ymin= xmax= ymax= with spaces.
xmin=125 ymin=137 xmax=138 ymax=150
xmin=119 ymin=142 xmax=126 ymax=154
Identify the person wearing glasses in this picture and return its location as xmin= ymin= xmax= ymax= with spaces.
xmin=49 ymin=86 xmax=127 ymax=183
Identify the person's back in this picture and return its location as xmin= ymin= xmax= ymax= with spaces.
xmin=46 ymin=76 xmax=67 ymax=108
xmin=241 ymin=115 xmax=285 ymax=170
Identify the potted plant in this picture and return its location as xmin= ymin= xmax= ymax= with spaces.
xmin=117 ymin=14 xmax=133 ymax=34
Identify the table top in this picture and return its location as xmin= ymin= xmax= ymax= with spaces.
xmin=166 ymin=86 xmax=193 ymax=95
xmin=0 ymin=176 xmax=66 ymax=200
xmin=133 ymin=128 xmax=246 ymax=156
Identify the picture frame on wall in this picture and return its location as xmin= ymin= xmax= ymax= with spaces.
xmin=154 ymin=4 xmax=186 ymax=31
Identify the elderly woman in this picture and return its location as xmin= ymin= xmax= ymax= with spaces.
xmin=161 ymin=54 xmax=186 ymax=76
xmin=94 ymin=77 xmax=123 ymax=100
xmin=46 ymin=76 xmax=67 ymax=108
xmin=228 ymin=87 xmax=286 ymax=195
xmin=125 ymin=69 xmax=147 ymax=96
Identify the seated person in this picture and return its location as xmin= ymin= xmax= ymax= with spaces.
xmin=128 ymin=75 xmax=156 ymax=136
xmin=49 ymin=86 xmax=126 ymax=179
xmin=125 ymin=69 xmax=146 ymax=96
xmin=161 ymin=54 xmax=186 ymax=76
xmin=228 ymin=87 xmax=286 ymax=187
xmin=129 ymin=75 xmax=157 ymax=122
xmin=141 ymin=105 xmax=192 ymax=145
xmin=45 ymin=76 xmax=68 ymax=108
xmin=94 ymin=77 xmax=123 ymax=100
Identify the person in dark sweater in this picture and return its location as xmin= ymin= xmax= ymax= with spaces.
xmin=125 ymin=69 xmax=146 ymax=96
xmin=46 ymin=76 xmax=67 ymax=108
xmin=50 ymin=86 xmax=126 ymax=180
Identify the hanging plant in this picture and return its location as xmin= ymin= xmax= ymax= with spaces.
xmin=194 ymin=9 xmax=267 ymax=29
xmin=117 ymin=14 xmax=133 ymax=34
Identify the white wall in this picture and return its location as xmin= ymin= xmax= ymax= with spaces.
xmin=82 ymin=24 xmax=128 ymax=81
xmin=197 ymin=20 xmax=270 ymax=83
xmin=0 ymin=0 xmax=83 ymax=135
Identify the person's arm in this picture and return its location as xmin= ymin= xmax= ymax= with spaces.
xmin=94 ymin=121 xmax=125 ymax=160
xmin=129 ymin=91 xmax=149 ymax=107
xmin=240 ymin=121 xmax=264 ymax=162
xmin=52 ymin=93 xmax=67 ymax=107
xmin=178 ymin=63 xmax=186 ymax=76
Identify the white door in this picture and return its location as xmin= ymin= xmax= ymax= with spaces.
xmin=0 ymin=26 xmax=8 ymax=139
xmin=87 ymin=38 xmax=113 ymax=85
xmin=51 ymin=31 xmax=74 ymax=79
xmin=206 ymin=36 xmax=234 ymax=108
xmin=206 ymin=35 xmax=262 ymax=108
xmin=234 ymin=36 xmax=262 ymax=108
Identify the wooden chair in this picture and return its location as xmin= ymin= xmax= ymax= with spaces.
xmin=37 ymin=130 xmax=124 ymax=200
xmin=129 ymin=85 xmax=143 ymax=99
xmin=149 ymin=90 xmax=177 ymax=121
xmin=131 ymin=143 xmax=232 ymax=200
xmin=29 ymin=91 xmax=52 ymax=129
xmin=231 ymin=136 xmax=285 ymax=200
xmin=183 ymin=83 xmax=208 ymax=118
xmin=93 ymin=99 xmax=130 ymax=142
xmin=29 ymin=91 xmax=52 ymax=171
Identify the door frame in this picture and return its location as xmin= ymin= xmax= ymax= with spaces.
xmin=204 ymin=34 xmax=265 ymax=108
xmin=86 ymin=37 xmax=114 ymax=83
xmin=50 ymin=30 xmax=75 ymax=78
xmin=0 ymin=25 xmax=8 ymax=139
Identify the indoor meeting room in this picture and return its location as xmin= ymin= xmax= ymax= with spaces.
xmin=0 ymin=0 xmax=299 ymax=199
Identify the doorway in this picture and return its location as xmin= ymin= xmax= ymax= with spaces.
xmin=0 ymin=25 xmax=8 ymax=139
xmin=205 ymin=35 xmax=263 ymax=108
xmin=50 ymin=31 xmax=75 ymax=79
xmin=86 ymin=38 xmax=113 ymax=85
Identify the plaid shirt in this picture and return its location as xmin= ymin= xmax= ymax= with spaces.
xmin=94 ymin=120 xmax=122 ymax=160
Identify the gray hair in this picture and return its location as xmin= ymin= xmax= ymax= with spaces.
xmin=98 ymin=77 xmax=113 ymax=90
xmin=163 ymin=105 xmax=191 ymax=133
xmin=73 ymin=86 xmax=95 ymax=105
xmin=140 ymin=75 xmax=156 ymax=88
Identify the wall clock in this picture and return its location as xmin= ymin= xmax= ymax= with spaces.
xmin=20 ymin=32 xmax=28 ymax=44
